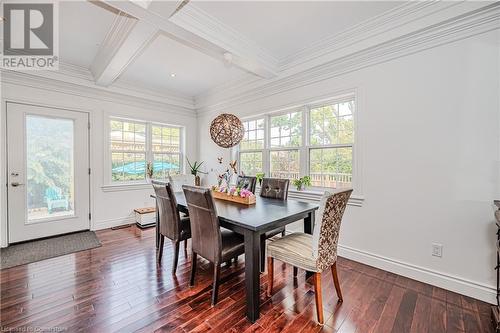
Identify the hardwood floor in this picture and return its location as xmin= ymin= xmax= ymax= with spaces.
xmin=0 ymin=227 xmax=493 ymax=333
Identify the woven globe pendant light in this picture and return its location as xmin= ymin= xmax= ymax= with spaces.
xmin=210 ymin=113 xmax=245 ymax=148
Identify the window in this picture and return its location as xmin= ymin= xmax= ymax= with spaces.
xmin=109 ymin=118 xmax=183 ymax=183
xmin=237 ymin=95 xmax=355 ymax=190
xmin=309 ymin=100 xmax=354 ymax=188
xmin=152 ymin=125 xmax=181 ymax=179
xmin=240 ymin=152 xmax=263 ymax=176
xmin=270 ymin=112 xmax=301 ymax=147
xmin=270 ymin=150 xmax=300 ymax=180
xmin=238 ymin=118 xmax=265 ymax=176
xmin=110 ymin=119 xmax=147 ymax=182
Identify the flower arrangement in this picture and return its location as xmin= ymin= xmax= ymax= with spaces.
xmin=211 ymin=185 xmax=254 ymax=198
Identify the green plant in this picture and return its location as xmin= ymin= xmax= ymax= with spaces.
xmin=187 ymin=158 xmax=207 ymax=176
xmin=292 ymin=176 xmax=312 ymax=191
xmin=255 ymin=172 xmax=265 ymax=185
xmin=146 ymin=161 xmax=154 ymax=179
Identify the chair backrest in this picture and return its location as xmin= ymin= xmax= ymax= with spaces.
xmin=45 ymin=186 xmax=62 ymax=200
xmin=182 ymin=185 xmax=222 ymax=263
xmin=260 ymin=178 xmax=289 ymax=200
xmin=237 ymin=176 xmax=257 ymax=194
xmin=169 ymin=174 xmax=195 ymax=192
xmin=152 ymin=180 xmax=181 ymax=241
xmin=312 ymin=189 xmax=353 ymax=271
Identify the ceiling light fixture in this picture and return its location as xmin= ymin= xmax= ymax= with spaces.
xmin=170 ymin=73 xmax=176 ymax=78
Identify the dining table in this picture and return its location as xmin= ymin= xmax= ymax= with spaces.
xmin=152 ymin=192 xmax=319 ymax=322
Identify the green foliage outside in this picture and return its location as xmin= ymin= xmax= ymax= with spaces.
xmin=27 ymin=116 xmax=74 ymax=209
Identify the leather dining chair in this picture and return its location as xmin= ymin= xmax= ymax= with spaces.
xmin=266 ymin=189 xmax=353 ymax=324
xmin=152 ymin=181 xmax=191 ymax=274
xmin=259 ymin=178 xmax=289 ymax=270
xmin=236 ymin=175 xmax=257 ymax=194
xmin=182 ymin=185 xmax=245 ymax=306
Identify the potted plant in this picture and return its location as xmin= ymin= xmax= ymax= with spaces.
xmin=146 ymin=161 xmax=154 ymax=183
xmin=255 ymin=172 xmax=265 ymax=186
xmin=292 ymin=176 xmax=312 ymax=191
xmin=187 ymin=158 xmax=207 ymax=186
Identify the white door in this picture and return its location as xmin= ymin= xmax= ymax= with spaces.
xmin=7 ymin=102 xmax=90 ymax=243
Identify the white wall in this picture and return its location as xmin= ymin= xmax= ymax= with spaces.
xmin=0 ymin=76 xmax=198 ymax=246
xmin=197 ymin=31 xmax=500 ymax=303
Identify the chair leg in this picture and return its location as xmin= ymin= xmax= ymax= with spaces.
xmin=172 ymin=241 xmax=180 ymax=274
xmin=281 ymin=230 xmax=286 ymax=237
xmin=184 ymin=239 xmax=188 ymax=251
xmin=190 ymin=252 xmax=197 ymax=286
xmin=267 ymin=257 xmax=274 ymax=297
xmin=331 ymin=262 xmax=343 ymax=302
xmin=211 ymin=263 xmax=221 ymax=306
xmin=157 ymin=235 xmax=165 ymax=262
xmin=313 ymin=273 xmax=324 ymax=324
xmin=260 ymin=236 xmax=266 ymax=273
xmin=293 ymin=266 xmax=298 ymax=277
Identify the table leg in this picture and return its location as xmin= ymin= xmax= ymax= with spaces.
xmin=304 ymin=211 xmax=315 ymax=279
xmin=155 ymin=201 xmax=160 ymax=249
xmin=244 ymin=230 xmax=261 ymax=322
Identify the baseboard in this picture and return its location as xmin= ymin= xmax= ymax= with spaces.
xmin=92 ymin=216 xmax=135 ymax=230
xmin=338 ymin=244 xmax=496 ymax=304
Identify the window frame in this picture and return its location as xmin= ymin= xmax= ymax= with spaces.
xmin=236 ymin=93 xmax=360 ymax=198
xmin=105 ymin=116 xmax=185 ymax=186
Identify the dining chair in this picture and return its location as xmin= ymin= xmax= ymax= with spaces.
xmin=266 ymin=189 xmax=353 ymax=324
xmin=152 ymin=181 xmax=191 ymax=274
xmin=259 ymin=178 xmax=289 ymax=271
xmin=182 ymin=185 xmax=245 ymax=306
xmin=236 ymin=175 xmax=257 ymax=194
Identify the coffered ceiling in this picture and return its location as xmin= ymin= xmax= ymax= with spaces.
xmin=57 ymin=0 xmax=405 ymax=98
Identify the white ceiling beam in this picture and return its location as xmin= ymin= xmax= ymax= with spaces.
xmin=99 ymin=0 xmax=278 ymax=79
xmin=89 ymin=0 xmax=164 ymax=87
xmin=90 ymin=12 xmax=157 ymax=87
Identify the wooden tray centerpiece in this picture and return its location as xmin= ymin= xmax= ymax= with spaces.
xmin=211 ymin=186 xmax=256 ymax=205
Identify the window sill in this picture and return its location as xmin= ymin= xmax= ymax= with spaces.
xmin=287 ymin=189 xmax=364 ymax=207
xmin=101 ymin=183 xmax=153 ymax=192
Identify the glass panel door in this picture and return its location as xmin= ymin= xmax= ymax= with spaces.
xmin=7 ymin=102 xmax=90 ymax=243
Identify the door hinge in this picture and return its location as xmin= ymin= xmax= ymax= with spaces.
xmin=89 ymin=213 xmax=92 ymax=220
xmin=88 ymin=168 xmax=91 ymax=175
xmin=88 ymin=122 xmax=91 ymax=130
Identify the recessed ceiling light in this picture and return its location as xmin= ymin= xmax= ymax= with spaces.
xmin=170 ymin=73 xmax=176 ymax=78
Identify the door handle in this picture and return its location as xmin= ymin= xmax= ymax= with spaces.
xmin=11 ymin=182 xmax=24 ymax=187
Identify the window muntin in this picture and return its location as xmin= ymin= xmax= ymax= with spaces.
xmin=109 ymin=118 xmax=183 ymax=183
xmin=240 ymin=119 xmax=265 ymax=150
xmin=240 ymin=152 xmax=263 ymax=176
xmin=270 ymin=111 xmax=302 ymax=147
xmin=270 ymin=150 xmax=300 ymax=180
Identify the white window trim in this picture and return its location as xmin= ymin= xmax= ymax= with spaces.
xmin=102 ymin=115 xmax=185 ymax=191
xmin=234 ymin=91 xmax=364 ymax=207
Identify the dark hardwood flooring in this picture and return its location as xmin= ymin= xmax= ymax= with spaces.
xmin=0 ymin=227 xmax=493 ymax=333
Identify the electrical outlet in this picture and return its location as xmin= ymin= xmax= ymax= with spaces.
xmin=432 ymin=243 xmax=443 ymax=258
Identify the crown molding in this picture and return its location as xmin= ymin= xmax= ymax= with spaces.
xmin=195 ymin=2 xmax=500 ymax=115
xmin=1 ymin=63 xmax=197 ymax=116
xmin=169 ymin=3 xmax=278 ymax=78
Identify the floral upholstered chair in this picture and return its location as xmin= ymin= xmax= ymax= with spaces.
xmin=266 ymin=189 xmax=353 ymax=324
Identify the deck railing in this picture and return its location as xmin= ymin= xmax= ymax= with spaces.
xmin=269 ymin=172 xmax=352 ymax=188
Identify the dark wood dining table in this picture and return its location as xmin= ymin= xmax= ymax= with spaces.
xmin=152 ymin=192 xmax=319 ymax=322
